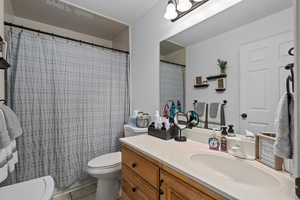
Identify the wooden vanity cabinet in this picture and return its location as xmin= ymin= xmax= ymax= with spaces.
xmin=121 ymin=145 xmax=227 ymax=200
xmin=160 ymin=170 xmax=215 ymax=200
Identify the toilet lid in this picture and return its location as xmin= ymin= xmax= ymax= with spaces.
xmin=88 ymin=152 xmax=121 ymax=168
xmin=0 ymin=176 xmax=54 ymax=200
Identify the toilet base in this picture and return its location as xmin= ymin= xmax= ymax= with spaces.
xmin=95 ymin=178 xmax=120 ymax=200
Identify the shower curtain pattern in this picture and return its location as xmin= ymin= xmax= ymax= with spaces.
xmin=160 ymin=61 xmax=185 ymax=112
xmin=5 ymin=28 xmax=129 ymax=187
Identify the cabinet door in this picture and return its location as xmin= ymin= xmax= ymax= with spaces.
xmin=160 ymin=171 xmax=215 ymax=200
xmin=122 ymin=164 xmax=159 ymax=200
xmin=122 ymin=146 xmax=160 ymax=188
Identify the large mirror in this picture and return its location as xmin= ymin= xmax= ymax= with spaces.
xmin=160 ymin=0 xmax=294 ymax=134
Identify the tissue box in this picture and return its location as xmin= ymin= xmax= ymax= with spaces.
xmin=148 ymin=126 xmax=178 ymax=140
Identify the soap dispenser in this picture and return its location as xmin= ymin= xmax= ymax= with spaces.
xmin=228 ymin=124 xmax=236 ymax=137
xmin=220 ymin=126 xmax=227 ymax=152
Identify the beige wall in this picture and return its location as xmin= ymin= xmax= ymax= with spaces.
xmin=160 ymin=48 xmax=185 ymax=66
xmin=112 ymin=27 xmax=129 ymax=52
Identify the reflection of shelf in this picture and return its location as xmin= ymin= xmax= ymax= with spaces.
xmin=194 ymin=84 xmax=209 ymax=88
xmin=207 ymin=74 xmax=227 ymax=80
xmin=216 ymin=88 xmax=226 ymax=92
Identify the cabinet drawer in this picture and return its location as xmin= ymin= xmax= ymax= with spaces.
xmin=122 ymin=147 xmax=159 ymax=188
xmin=160 ymin=170 xmax=216 ymax=200
xmin=122 ymin=191 xmax=131 ymax=200
xmin=122 ymin=164 xmax=159 ymax=200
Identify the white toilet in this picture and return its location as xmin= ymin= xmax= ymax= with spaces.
xmin=0 ymin=176 xmax=54 ymax=200
xmin=86 ymin=124 xmax=148 ymax=200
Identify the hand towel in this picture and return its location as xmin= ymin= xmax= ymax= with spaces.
xmin=207 ymin=103 xmax=222 ymax=129
xmin=0 ymin=110 xmax=9 ymax=183
xmin=0 ymin=106 xmax=22 ymax=183
xmin=274 ymin=92 xmax=294 ymax=159
xmin=0 ymin=104 xmax=22 ymax=140
xmin=0 ymin=148 xmax=8 ymax=183
xmin=195 ymin=102 xmax=207 ymax=128
xmin=0 ymin=109 xmax=10 ymax=149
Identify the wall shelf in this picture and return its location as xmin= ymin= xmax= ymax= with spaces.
xmin=207 ymin=74 xmax=227 ymax=81
xmin=194 ymin=84 xmax=209 ymax=88
xmin=216 ymin=88 xmax=226 ymax=92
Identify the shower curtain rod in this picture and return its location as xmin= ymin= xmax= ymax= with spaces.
xmin=4 ymin=22 xmax=129 ymax=54
xmin=160 ymin=60 xmax=186 ymax=67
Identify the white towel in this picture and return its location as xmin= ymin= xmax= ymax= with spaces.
xmin=0 ymin=148 xmax=8 ymax=183
xmin=274 ymin=93 xmax=294 ymax=159
xmin=0 ymin=108 xmax=21 ymax=183
xmin=195 ymin=102 xmax=207 ymax=128
xmin=207 ymin=103 xmax=222 ymax=129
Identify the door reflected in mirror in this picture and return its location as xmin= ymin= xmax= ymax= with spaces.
xmin=159 ymin=0 xmax=294 ymax=139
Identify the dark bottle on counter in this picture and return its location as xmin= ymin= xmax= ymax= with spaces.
xmin=228 ymin=124 xmax=235 ymax=137
xmin=220 ymin=126 xmax=227 ymax=152
xmin=161 ymin=122 xmax=166 ymax=131
xmin=221 ymin=126 xmax=228 ymax=136
xmin=220 ymin=136 xmax=227 ymax=152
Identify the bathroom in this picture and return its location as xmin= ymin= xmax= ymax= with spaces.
xmin=0 ymin=0 xmax=299 ymax=200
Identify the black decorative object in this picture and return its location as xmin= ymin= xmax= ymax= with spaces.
xmin=174 ymin=111 xmax=199 ymax=142
xmin=194 ymin=84 xmax=209 ymax=88
xmin=0 ymin=58 xmax=10 ymax=69
xmin=207 ymin=74 xmax=227 ymax=80
xmin=216 ymin=88 xmax=226 ymax=92
xmin=288 ymin=47 xmax=294 ymax=56
xmin=148 ymin=125 xmax=178 ymax=140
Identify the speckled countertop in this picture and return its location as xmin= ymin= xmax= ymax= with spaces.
xmin=120 ymin=135 xmax=294 ymax=200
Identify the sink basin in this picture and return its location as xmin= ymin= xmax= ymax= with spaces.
xmin=190 ymin=153 xmax=280 ymax=187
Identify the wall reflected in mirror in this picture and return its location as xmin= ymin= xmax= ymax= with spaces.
xmin=159 ymin=40 xmax=186 ymax=119
xmin=159 ymin=0 xmax=294 ymax=134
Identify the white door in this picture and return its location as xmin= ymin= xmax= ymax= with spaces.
xmin=240 ymin=32 xmax=294 ymax=135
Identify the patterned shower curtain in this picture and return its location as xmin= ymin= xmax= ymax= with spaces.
xmin=160 ymin=61 xmax=185 ymax=112
xmin=5 ymin=28 xmax=129 ymax=187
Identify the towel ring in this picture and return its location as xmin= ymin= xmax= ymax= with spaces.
xmin=288 ymin=47 xmax=294 ymax=56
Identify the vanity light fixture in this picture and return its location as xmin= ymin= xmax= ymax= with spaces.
xmin=164 ymin=0 xmax=178 ymax=20
xmin=164 ymin=0 xmax=210 ymax=22
xmin=177 ymin=0 xmax=192 ymax=12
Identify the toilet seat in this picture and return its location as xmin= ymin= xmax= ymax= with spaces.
xmin=0 ymin=176 xmax=54 ymax=200
xmin=88 ymin=152 xmax=121 ymax=169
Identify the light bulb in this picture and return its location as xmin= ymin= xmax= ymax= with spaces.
xmin=164 ymin=1 xmax=178 ymax=20
xmin=177 ymin=0 xmax=192 ymax=12
xmin=193 ymin=0 xmax=203 ymax=2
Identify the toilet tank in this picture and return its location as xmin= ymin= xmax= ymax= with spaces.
xmin=124 ymin=124 xmax=148 ymax=137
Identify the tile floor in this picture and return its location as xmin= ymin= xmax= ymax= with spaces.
xmin=53 ymin=183 xmax=97 ymax=200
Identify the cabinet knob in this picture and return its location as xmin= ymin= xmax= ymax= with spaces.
xmin=159 ymin=189 xmax=164 ymax=195
xmin=241 ymin=113 xmax=248 ymax=119
xmin=131 ymin=163 xmax=137 ymax=168
xmin=160 ymin=179 xmax=164 ymax=185
xmin=132 ymin=187 xmax=137 ymax=193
